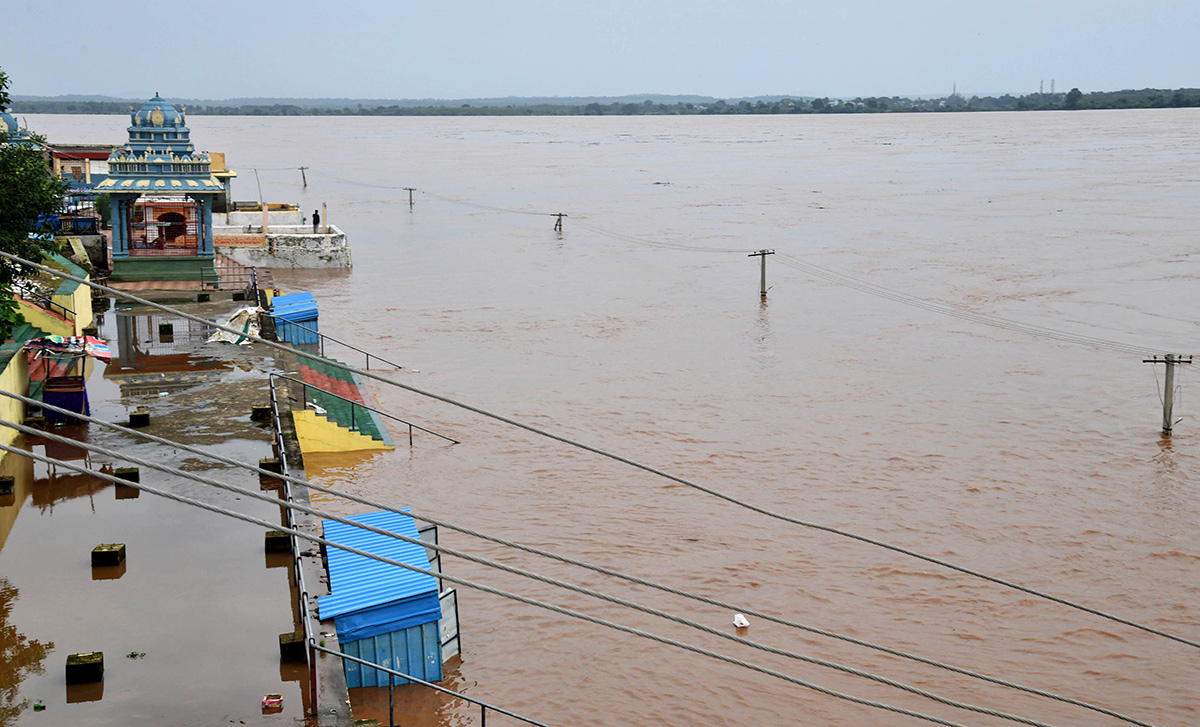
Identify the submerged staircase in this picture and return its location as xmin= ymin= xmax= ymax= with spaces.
xmin=6 ymin=322 xmax=53 ymax=419
xmin=292 ymin=353 xmax=395 ymax=453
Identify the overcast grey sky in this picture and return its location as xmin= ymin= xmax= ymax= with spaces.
xmin=3 ymin=0 xmax=1196 ymax=100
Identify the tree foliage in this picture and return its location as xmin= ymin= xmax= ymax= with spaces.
xmin=0 ymin=67 xmax=67 ymax=339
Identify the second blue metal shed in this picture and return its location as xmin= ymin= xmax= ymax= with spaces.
xmin=319 ymin=510 xmax=443 ymax=688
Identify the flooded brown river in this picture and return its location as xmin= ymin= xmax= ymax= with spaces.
xmin=20 ymin=110 xmax=1200 ymax=726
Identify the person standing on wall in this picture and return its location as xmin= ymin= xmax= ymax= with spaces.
xmin=312 ymin=208 xmax=320 ymax=234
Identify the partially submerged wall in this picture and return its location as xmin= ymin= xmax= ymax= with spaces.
xmin=216 ymin=225 xmax=352 ymax=269
xmin=0 ymin=338 xmax=30 ymax=453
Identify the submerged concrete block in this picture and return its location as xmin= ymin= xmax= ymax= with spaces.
xmin=92 ymin=544 xmax=126 ymax=567
xmin=251 ymin=406 xmax=272 ymax=422
xmin=0 ymin=476 xmax=13 ymax=496
xmin=66 ymin=652 xmax=104 ymax=684
xmin=128 ymin=408 xmax=150 ymax=428
xmin=265 ymin=530 xmax=292 ymax=554
xmin=232 ymin=291 xmax=247 ymax=302
xmin=114 ymin=467 xmax=139 ymax=483
xmin=278 ymin=631 xmax=305 ymax=663
xmin=197 ymin=292 xmax=211 ymax=303
xmin=258 ymin=457 xmax=282 ymax=474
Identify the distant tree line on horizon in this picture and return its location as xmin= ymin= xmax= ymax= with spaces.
xmin=12 ymin=88 xmax=1200 ymax=117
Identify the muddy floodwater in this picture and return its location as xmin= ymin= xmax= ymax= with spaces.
xmin=16 ymin=110 xmax=1200 ymax=726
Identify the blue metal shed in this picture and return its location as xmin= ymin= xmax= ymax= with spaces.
xmin=319 ymin=510 xmax=443 ymax=688
xmin=271 ymin=292 xmax=320 ymax=345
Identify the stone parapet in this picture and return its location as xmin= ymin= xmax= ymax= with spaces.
xmin=216 ymin=225 xmax=351 ymax=269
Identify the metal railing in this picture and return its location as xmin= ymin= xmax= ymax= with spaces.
xmin=13 ymin=281 xmax=75 ymax=322
xmin=269 ymin=373 xmax=458 ymax=446
xmin=267 ymin=376 xmax=319 ymax=714
xmin=312 ymin=644 xmax=552 ymax=727
xmin=201 ymin=263 xmax=260 ymax=301
xmin=263 ymin=313 xmax=403 ymax=371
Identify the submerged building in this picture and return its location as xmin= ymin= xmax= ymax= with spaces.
xmin=96 ymin=94 xmax=225 ymax=282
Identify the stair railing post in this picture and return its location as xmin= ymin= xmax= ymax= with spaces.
xmin=351 ymin=403 xmax=356 ymax=431
xmin=388 ymin=672 xmax=395 ymax=727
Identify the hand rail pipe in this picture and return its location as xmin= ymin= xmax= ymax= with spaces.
xmin=261 ymin=312 xmax=403 ymax=371
xmin=269 ymin=373 xmax=459 ymax=445
xmin=13 ymin=282 xmax=75 ymax=322
xmin=268 ymin=375 xmax=319 ymax=716
xmin=311 ymin=643 xmax=553 ymax=727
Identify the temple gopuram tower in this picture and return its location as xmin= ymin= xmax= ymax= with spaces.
xmin=96 ymin=94 xmax=224 ymax=281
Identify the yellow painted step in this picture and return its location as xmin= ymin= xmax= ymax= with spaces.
xmin=292 ymin=410 xmax=395 ymax=454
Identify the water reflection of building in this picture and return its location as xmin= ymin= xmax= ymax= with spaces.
xmin=103 ymin=313 xmax=230 ymax=397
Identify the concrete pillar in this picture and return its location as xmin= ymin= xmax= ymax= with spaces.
xmin=111 ymin=196 xmax=129 ymax=259
xmin=200 ymin=195 xmax=214 ymax=258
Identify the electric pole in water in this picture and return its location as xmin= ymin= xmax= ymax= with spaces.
xmin=553 ymin=213 xmax=567 ymax=233
xmin=748 ymin=249 xmax=775 ymax=298
xmin=403 ymin=187 xmax=415 ymax=210
xmin=1143 ymin=354 xmax=1193 ymax=435
xmin=298 ymin=166 xmax=308 ymax=187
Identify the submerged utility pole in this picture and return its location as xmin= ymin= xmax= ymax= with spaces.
xmin=298 ymin=166 xmax=308 ymax=187
xmin=553 ymin=213 xmax=567 ymax=233
xmin=748 ymin=249 xmax=775 ymax=298
xmin=403 ymin=187 xmax=415 ymax=210
xmin=1143 ymin=354 xmax=1193 ymax=435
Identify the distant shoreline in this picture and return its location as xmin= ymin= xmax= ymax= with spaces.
xmin=11 ymin=88 xmax=1198 ymax=117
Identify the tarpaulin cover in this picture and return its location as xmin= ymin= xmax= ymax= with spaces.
xmin=23 ymin=335 xmax=111 ymax=363
xmin=207 ymin=306 xmax=262 ymax=345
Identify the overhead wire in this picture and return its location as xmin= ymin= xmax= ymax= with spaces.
xmin=5 ymin=250 xmax=1198 ymax=654
xmin=574 ymin=219 xmax=755 ymax=254
xmin=305 ymin=170 xmax=549 ymax=216
xmin=0 ymin=442 xmax=996 ymax=727
xmin=289 ymin=168 xmax=1184 ymax=356
xmin=0 ymin=389 xmax=1153 ymax=727
xmin=1 ymin=419 xmax=1074 ymax=727
xmin=773 ymin=254 xmax=1175 ymax=357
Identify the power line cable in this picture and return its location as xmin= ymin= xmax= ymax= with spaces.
xmin=305 ymin=170 xmax=550 ymax=217
xmin=5 ymin=250 xmax=1197 ymax=653
xmin=281 ymin=165 xmax=1187 ymax=357
xmin=774 ymin=254 xmax=1179 ymax=357
xmin=0 ymin=442 xmax=994 ymax=727
xmin=1 ymin=419 xmax=1067 ymax=727
xmin=575 ymin=219 xmax=755 ymax=254
xmin=0 ymin=388 xmax=1156 ymax=727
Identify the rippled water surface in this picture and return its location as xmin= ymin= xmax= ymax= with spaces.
xmin=28 ymin=110 xmax=1200 ymax=726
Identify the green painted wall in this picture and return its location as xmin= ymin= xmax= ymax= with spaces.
xmin=111 ymin=257 xmax=216 ymax=282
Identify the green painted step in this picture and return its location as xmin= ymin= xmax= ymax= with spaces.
xmin=301 ymin=354 xmax=393 ymax=447
xmin=308 ymin=389 xmax=384 ymax=442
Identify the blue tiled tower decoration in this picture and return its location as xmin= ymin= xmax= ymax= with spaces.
xmin=97 ymin=94 xmax=224 ymax=281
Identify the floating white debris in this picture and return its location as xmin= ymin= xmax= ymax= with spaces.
xmin=733 ymin=614 xmax=749 ymax=629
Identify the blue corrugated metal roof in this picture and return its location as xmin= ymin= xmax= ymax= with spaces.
xmin=319 ymin=510 xmax=440 ymax=622
xmin=272 ymin=292 xmax=318 ymax=322
xmin=272 ymin=292 xmax=314 ymax=307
